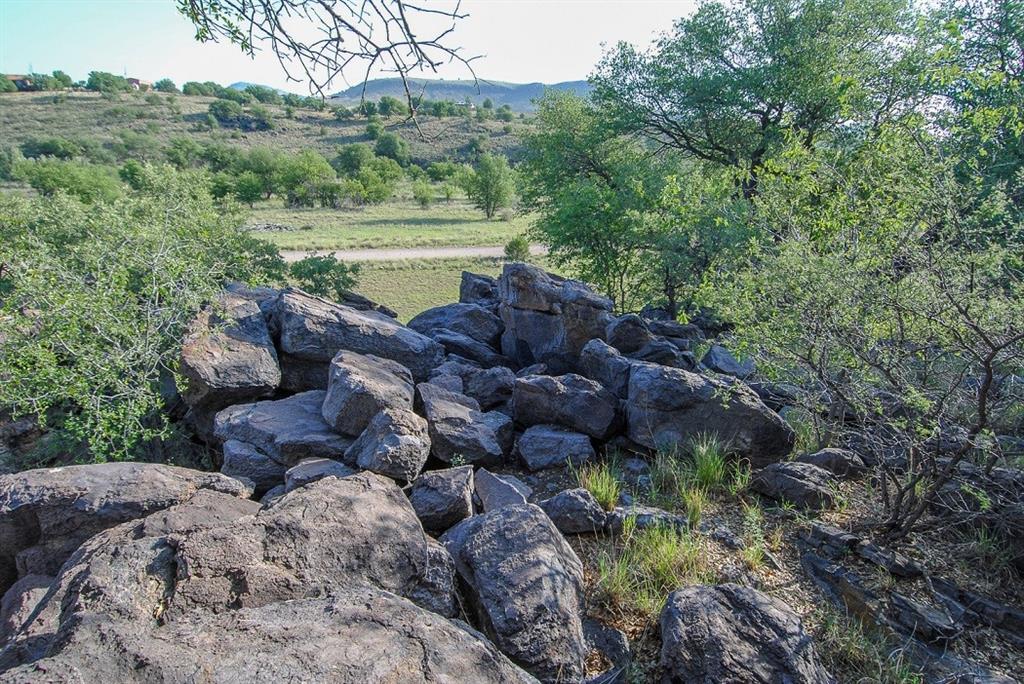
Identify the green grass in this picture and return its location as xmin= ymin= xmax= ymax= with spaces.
xmin=249 ymin=196 xmax=528 ymax=251
xmin=815 ymin=606 xmax=925 ymax=684
xmin=576 ymin=460 xmax=622 ymax=512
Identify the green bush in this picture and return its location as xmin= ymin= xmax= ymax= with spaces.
xmin=154 ymin=78 xmax=178 ymax=93
xmin=462 ymin=153 xmax=515 ymax=219
xmin=13 ymin=158 xmax=123 ymax=203
xmin=503 ymin=235 xmax=530 ymax=262
xmin=0 ymin=146 xmax=23 ymax=180
xmin=20 ymin=136 xmax=83 ymax=160
xmin=0 ymin=78 xmax=16 ymax=94
xmin=365 ymin=120 xmax=384 ymax=140
xmin=412 ymin=180 xmax=433 ymax=209
xmin=208 ymin=99 xmax=243 ymax=125
xmin=247 ymin=104 xmax=274 ymax=130
xmin=0 ymin=165 xmax=286 ymax=461
xmin=374 ymin=131 xmax=409 ymax=165
xmin=289 ymin=252 xmax=360 ymax=300
xmin=331 ymin=143 xmax=375 ymax=176
xmin=233 ymin=171 xmax=263 ymax=206
xmin=244 ymin=84 xmax=282 ymax=105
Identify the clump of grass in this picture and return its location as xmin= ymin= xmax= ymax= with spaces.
xmin=727 ymin=459 xmax=751 ymax=496
xmin=740 ymin=501 xmax=767 ymax=570
xmin=596 ymin=519 xmax=714 ymax=616
xmin=577 ymin=460 xmax=621 ymax=511
xmin=815 ymin=606 xmax=924 ymax=683
xmin=680 ymin=485 xmax=708 ymax=528
xmin=687 ymin=433 xmax=728 ymax=490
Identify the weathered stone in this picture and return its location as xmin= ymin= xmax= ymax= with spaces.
xmin=0 ymin=463 xmax=250 ymax=596
xmin=409 ymin=303 xmax=504 ymax=348
xmin=475 ymin=468 xmax=532 ymax=512
xmin=628 ymin=339 xmax=698 ymax=371
xmin=220 ymin=438 xmax=287 ymax=495
xmin=579 ymin=338 xmax=633 ymax=399
xmin=442 ymin=503 xmax=588 ymax=682
xmin=417 ymin=383 xmax=513 ymax=466
xmin=277 ymin=352 xmax=329 ymax=392
xmin=539 ymin=488 xmax=606 ymax=534
xmin=284 ymin=458 xmax=357 ymax=491
xmin=460 ymin=270 xmax=499 ymax=307
xmin=646 ymin=319 xmax=705 ymax=343
xmin=321 ymin=350 xmax=414 ymax=436
xmin=409 ymin=465 xmax=475 ymax=533
xmin=346 ymin=407 xmax=430 ymax=483
xmin=797 ymin=448 xmax=867 ymax=478
xmin=605 ymin=314 xmax=655 ymax=354
xmin=751 ymin=462 xmax=836 ymax=510
xmin=887 ymin=592 xmax=959 ymax=645
xmin=516 ymin=424 xmax=595 ymax=471
xmin=465 ymin=365 xmax=516 ymax=409
xmin=605 ymin=505 xmax=688 ymax=534
xmin=626 ymin=362 xmax=794 ymax=466
xmin=660 ymin=584 xmax=835 ymax=684
xmin=179 ymin=293 xmax=281 ymax=437
xmin=275 ymin=288 xmax=444 ymax=381
xmin=499 ymin=263 xmax=614 ymax=373
xmin=702 ymin=344 xmax=756 ymax=378
xmin=214 ymin=390 xmax=352 ymax=465
xmin=513 ymin=374 xmax=620 ymax=440
xmin=428 ymin=328 xmax=513 ymax=368
xmin=0 ymin=574 xmax=51 ymax=645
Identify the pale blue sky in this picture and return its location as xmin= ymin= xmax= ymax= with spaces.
xmin=0 ymin=0 xmax=694 ymax=92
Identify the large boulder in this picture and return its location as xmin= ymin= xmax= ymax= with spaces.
xmin=460 ymin=270 xmax=499 ymax=307
xmin=408 ymin=303 xmax=504 ymax=348
xmin=427 ymin=328 xmax=513 ymax=368
xmin=626 ymin=362 xmax=794 ymax=465
xmin=796 ymin=448 xmax=867 ymax=478
xmin=515 ymin=424 xmax=595 ymax=472
xmin=0 ymin=480 xmax=533 ymax=683
xmin=0 ymin=463 xmax=251 ymax=596
xmin=539 ymin=488 xmax=607 ymax=534
xmin=284 ymin=457 xmax=357 ymax=491
xmin=321 ymin=350 xmax=414 ymax=436
xmin=442 ymin=503 xmax=588 ymax=682
xmin=474 ymin=469 xmax=532 ymax=512
xmin=702 ymin=344 xmax=756 ymax=379
xmin=417 ymin=383 xmax=513 ymax=466
xmin=179 ymin=293 xmax=281 ymax=437
xmin=605 ymin=314 xmax=656 ymax=354
xmin=513 ymin=374 xmax=621 ymax=440
xmin=346 ymin=407 xmax=431 ymax=483
xmin=213 ymin=390 xmax=352 ymax=466
xmin=275 ymin=288 xmax=444 ymax=381
xmin=579 ymin=338 xmax=633 ymax=398
xmin=659 ymin=584 xmax=835 ymax=684
xmin=498 ymin=263 xmax=614 ymax=373
xmin=220 ymin=438 xmax=288 ymax=495
xmin=750 ymin=462 xmax=837 ymax=510
xmin=409 ymin=465 xmax=475 ymax=534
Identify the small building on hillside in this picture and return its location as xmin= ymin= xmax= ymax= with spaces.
xmin=4 ymin=75 xmax=33 ymax=91
xmin=127 ymin=78 xmax=152 ymax=91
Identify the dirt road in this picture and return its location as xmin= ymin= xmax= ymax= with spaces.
xmin=280 ymin=244 xmax=547 ymax=263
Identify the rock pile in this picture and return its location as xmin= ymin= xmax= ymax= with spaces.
xmin=2 ymin=263 xmax=855 ymax=683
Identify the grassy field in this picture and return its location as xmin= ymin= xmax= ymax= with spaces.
xmin=0 ymin=91 xmax=528 ymax=165
xmin=248 ymin=195 xmax=528 ymax=251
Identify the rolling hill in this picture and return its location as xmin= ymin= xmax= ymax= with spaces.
xmin=329 ymin=77 xmax=591 ymax=111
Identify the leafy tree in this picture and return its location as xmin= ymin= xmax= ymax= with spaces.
xmin=241 ymin=147 xmax=284 ymax=198
xmin=0 ymin=78 xmax=16 ymax=93
xmin=496 ymin=105 xmax=514 ymax=122
xmin=592 ymin=0 xmax=927 ymax=197
xmin=365 ymin=120 xmax=384 ymax=139
xmin=233 ymin=170 xmax=264 ymax=206
xmin=358 ymin=100 xmax=378 ymax=116
xmin=154 ymin=78 xmax=178 ymax=93
xmin=289 ymin=253 xmax=360 ymax=300
xmin=277 ymin=149 xmax=337 ymax=207
xmin=247 ymin=103 xmax=275 ymax=130
xmin=333 ymin=106 xmax=354 ymax=120
xmin=216 ymin=87 xmax=253 ymax=104
xmin=0 ymin=165 xmax=285 ymax=461
xmin=482 ymin=97 xmax=493 ymax=109
xmin=199 ymin=142 xmax=245 ymax=172
xmin=208 ymin=99 xmax=243 ymax=125
xmin=412 ymin=180 xmax=433 ymax=208
xmin=377 ymin=95 xmax=407 ymax=117
xmin=462 ymin=153 xmax=515 ymax=219
xmin=245 ymin=84 xmax=282 ymax=104
xmin=51 ymin=70 xmax=73 ymax=89
xmin=182 ymin=81 xmax=216 ymax=96
xmin=164 ymin=136 xmax=203 ymax=169
xmin=332 ymin=143 xmax=376 ymax=176
xmin=20 ymin=136 xmax=83 ymax=160
xmin=374 ymin=131 xmax=410 ymax=165
xmin=0 ymin=146 xmax=22 ymax=180
xmin=427 ymin=160 xmax=461 ymax=182
xmin=86 ymin=71 xmax=130 ymax=93
xmin=13 ymin=158 xmax=123 ymax=203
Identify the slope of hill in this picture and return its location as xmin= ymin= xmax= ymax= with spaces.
xmin=330 ymin=77 xmax=591 ymax=111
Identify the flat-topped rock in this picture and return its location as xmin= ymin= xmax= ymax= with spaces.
xmin=513 ymin=373 xmax=620 ymax=440
xmin=408 ymin=302 xmax=504 ymax=348
xmin=515 ymin=424 xmax=595 ymax=471
xmin=417 ymin=383 xmax=513 ymax=466
xmin=321 ymin=350 xmax=414 ymax=436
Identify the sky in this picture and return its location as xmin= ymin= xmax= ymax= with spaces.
xmin=0 ymin=0 xmax=693 ymax=92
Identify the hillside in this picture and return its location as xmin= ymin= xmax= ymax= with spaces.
xmin=330 ymin=77 xmax=591 ymax=111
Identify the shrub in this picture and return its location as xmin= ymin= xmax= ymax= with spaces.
xmin=233 ymin=171 xmax=263 ymax=206
xmin=503 ymin=235 xmax=530 ymax=262
xmin=427 ymin=161 xmax=461 ymax=182
xmin=333 ymin=106 xmax=354 ymax=120
xmin=462 ymin=153 xmax=515 ymax=219
xmin=0 ymin=78 xmax=16 ymax=94
xmin=277 ymin=149 xmax=336 ymax=207
xmin=208 ymin=99 xmax=243 ymax=125
xmin=244 ymin=84 xmax=282 ymax=105
xmin=365 ymin=120 xmax=384 ymax=140
xmin=288 ymin=252 xmax=360 ymax=300
xmin=374 ymin=131 xmax=409 ymax=165
xmin=0 ymin=146 xmax=22 ymax=180
xmin=247 ymin=104 xmax=275 ymax=130
xmin=20 ymin=136 xmax=83 ymax=160
xmin=412 ymin=180 xmax=433 ymax=209
xmin=154 ymin=78 xmax=177 ymax=93
xmin=331 ymin=143 xmax=375 ymax=176
xmin=164 ymin=136 xmax=203 ymax=169
xmin=86 ymin=71 xmax=129 ymax=93
xmin=0 ymin=165 xmax=286 ymax=461
xmin=13 ymin=158 xmax=122 ymax=203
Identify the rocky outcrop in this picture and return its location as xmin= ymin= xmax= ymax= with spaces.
xmin=321 ymin=350 xmax=414 ymax=436
xmin=659 ymin=584 xmax=835 ymax=683
xmin=284 ymin=457 xmax=357 ymax=491
xmin=579 ymin=338 xmax=633 ymax=398
xmin=626 ymin=361 xmax=794 ymax=465
xmin=275 ymin=288 xmax=444 ymax=381
xmin=346 ymin=407 xmax=430 ymax=482
xmin=513 ymin=373 xmax=620 ymax=440
xmin=417 ymin=383 xmax=513 ymax=466
xmin=214 ymin=390 xmax=352 ymax=465
xmin=442 ymin=503 xmax=588 ymax=682
xmin=751 ymin=462 xmax=837 ymax=509
xmin=498 ymin=263 xmax=614 ymax=373
xmin=408 ymin=302 xmax=504 ymax=349
xmin=0 ymin=462 xmax=250 ymax=596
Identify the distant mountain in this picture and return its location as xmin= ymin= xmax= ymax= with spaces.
xmin=228 ymin=81 xmax=292 ymax=95
xmin=329 ymin=78 xmax=592 ymax=111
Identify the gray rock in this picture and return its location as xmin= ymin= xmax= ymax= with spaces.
xmin=626 ymin=361 xmax=794 ymax=466
xmin=465 ymin=365 xmax=517 ymax=409
xmin=259 ymin=484 xmax=286 ymax=507
xmin=0 ymin=462 xmax=250 ymax=596
xmin=409 ymin=465 xmax=475 ymax=533
xmin=220 ymin=438 xmax=288 ymax=495
xmin=516 ymin=424 xmax=595 ymax=471
xmin=751 ymin=462 xmax=837 ymax=509
xmin=887 ymin=592 xmax=959 ymax=645
xmin=347 ymin=407 xmax=430 ymax=483
xmin=442 ymin=503 xmax=588 ymax=682
xmin=275 ymin=288 xmax=444 ymax=381
xmin=702 ymin=344 xmax=757 ymax=378
xmin=428 ymin=373 xmax=465 ymax=394
xmin=284 ymin=457 xmax=357 ymax=491
xmin=321 ymin=350 xmax=414 ymax=436
xmin=605 ymin=314 xmax=655 ymax=354
xmin=539 ymin=488 xmax=606 ymax=534
xmin=214 ymin=390 xmax=353 ymax=465
xmin=797 ymin=448 xmax=867 ymax=478
xmin=513 ymin=374 xmax=621 ymax=440
xmin=475 ymin=468 xmax=532 ymax=512
xmin=179 ymin=293 xmax=281 ymax=437
xmin=428 ymin=328 xmax=513 ymax=368
xmin=408 ymin=303 xmax=504 ymax=348
xmin=499 ymin=263 xmax=614 ymax=373
xmin=605 ymin=505 xmax=688 ymax=534
xmin=460 ymin=270 xmax=499 ymax=307
xmin=277 ymin=352 xmax=330 ymax=392
xmin=660 ymin=584 xmax=835 ymax=684
xmin=579 ymin=339 xmax=633 ymax=399
xmin=0 ymin=574 xmax=51 ymax=645
xmin=417 ymin=383 xmax=513 ymax=466
xmin=629 ymin=339 xmax=698 ymax=371
xmin=646 ymin=319 xmax=705 ymax=342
